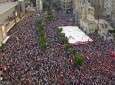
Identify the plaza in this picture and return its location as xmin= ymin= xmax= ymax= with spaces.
xmin=0 ymin=0 xmax=114 ymax=85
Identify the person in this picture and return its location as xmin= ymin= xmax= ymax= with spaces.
xmin=111 ymin=51 xmax=115 ymax=59
xmin=110 ymin=51 xmax=115 ymax=66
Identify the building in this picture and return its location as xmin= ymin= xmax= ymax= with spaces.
xmin=72 ymin=0 xmax=114 ymax=40
xmin=0 ymin=0 xmax=44 ymax=46
xmin=36 ymin=0 xmax=43 ymax=12
xmin=88 ymin=0 xmax=104 ymax=18
xmin=0 ymin=1 xmax=19 ymax=46
xmin=60 ymin=0 xmax=73 ymax=14
xmin=88 ymin=0 xmax=115 ymax=27
xmin=73 ymin=0 xmax=96 ymax=31
xmin=88 ymin=0 xmax=113 ymax=20
xmin=28 ymin=0 xmax=43 ymax=11
xmin=111 ymin=0 xmax=115 ymax=26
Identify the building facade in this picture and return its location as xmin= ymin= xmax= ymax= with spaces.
xmin=88 ymin=0 xmax=114 ymax=20
xmin=0 ymin=0 xmax=44 ymax=46
xmin=60 ymin=0 xmax=73 ymax=14
xmin=0 ymin=1 xmax=19 ymax=46
xmin=72 ymin=0 xmax=114 ymax=40
xmin=0 ymin=0 xmax=26 ymax=46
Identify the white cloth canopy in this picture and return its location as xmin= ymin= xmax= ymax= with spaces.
xmin=59 ymin=26 xmax=93 ymax=45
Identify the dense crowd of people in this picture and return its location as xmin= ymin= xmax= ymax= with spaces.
xmin=0 ymin=13 xmax=114 ymax=85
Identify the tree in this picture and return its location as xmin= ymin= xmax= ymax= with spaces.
xmin=74 ymin=53 xmax=84 ymax=66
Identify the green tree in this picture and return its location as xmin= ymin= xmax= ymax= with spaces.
xmin=74 ymin=53 xmax=84 ymax=66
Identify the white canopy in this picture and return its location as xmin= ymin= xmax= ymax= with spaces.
xmin=59 ymin=26 xmax=93 ymax=45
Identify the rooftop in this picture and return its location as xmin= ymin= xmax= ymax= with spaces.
xmin=0 ymin=2 xmax=18 ymax=15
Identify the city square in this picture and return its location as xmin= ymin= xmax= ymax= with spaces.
xmin=0 ymin=0 xmax=115 ymax=85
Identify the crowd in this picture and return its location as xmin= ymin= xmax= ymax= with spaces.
xmin=0 ymin=12 xmax=114 ymax=85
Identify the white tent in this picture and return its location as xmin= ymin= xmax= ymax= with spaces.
xmin=59 ymin=26 xmax=93 ymax=45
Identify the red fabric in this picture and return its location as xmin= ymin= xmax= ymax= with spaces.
xmin=111 ymin=51 xmax=115 ymax=59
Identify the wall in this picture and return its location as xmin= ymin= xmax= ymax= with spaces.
xmin=0 ymin=27 xmax=3 ymax=45
xmin=112 ymin=0 xmax=115 ymax=21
